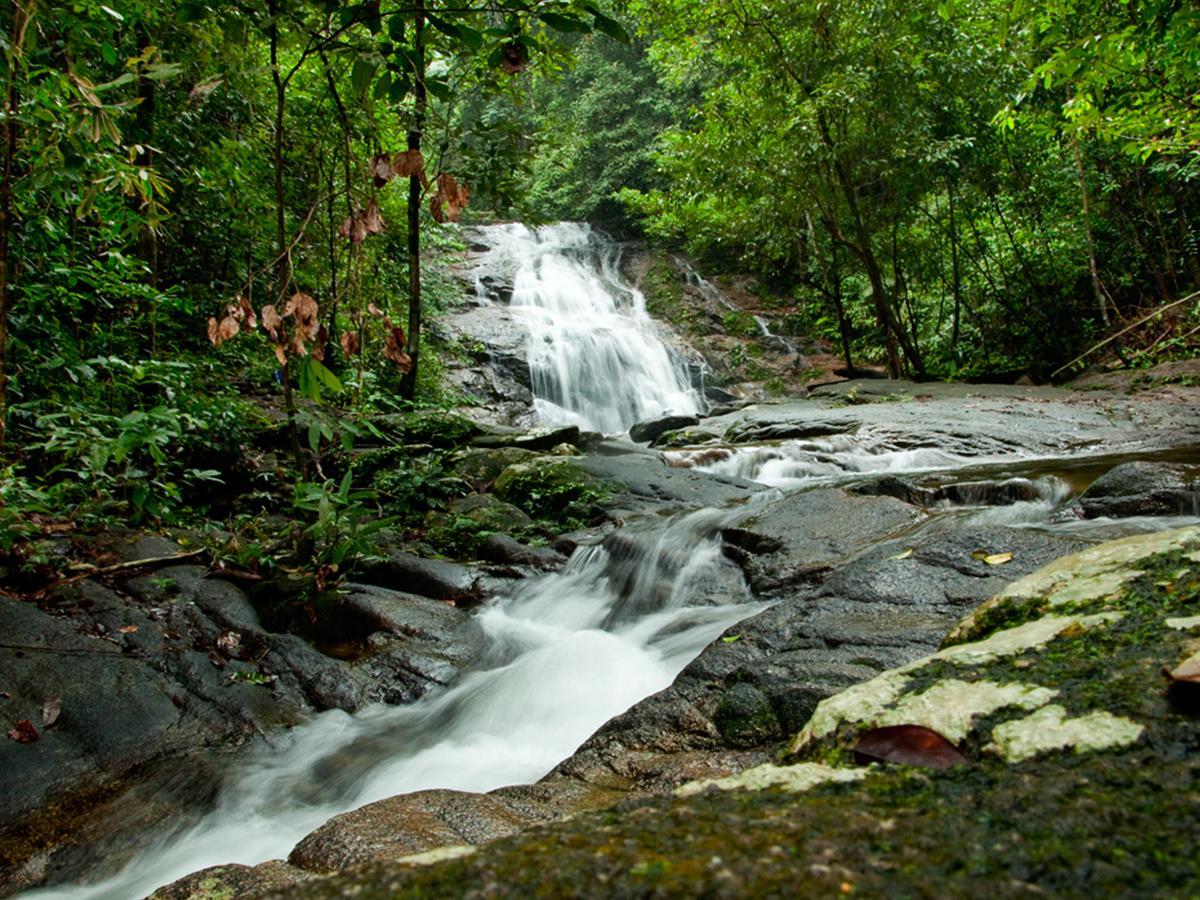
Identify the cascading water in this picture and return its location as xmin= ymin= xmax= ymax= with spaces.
xmin=32 ymin=510 xmax=766 ymax=900
xmin=477 ymin=223 xmax=703 ymax=434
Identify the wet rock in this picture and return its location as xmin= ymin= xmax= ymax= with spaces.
xmin=724 ymin=417 xmax=857 ymax=444
xmin=712 ymin=682 xmax=781 ymax=748
xmin=722 ymin=488 xmax=922 ymax=593
xmin=471 ymin=425 xmax=582 ymax=452
xmin=480 ymin=534 xmax=567 ymax=571
xmin=1071 ymin=460 xmax=1198 ymax=519
xmin=337 ymin=582 xmax=471 ymax=643
xmin=289 ymin=790 xmax=538 ymax=873
xmin=148 ymin=859 xmax=313 ymax=899
xmin=356 ymin=551 xmax=481 ymax=605
xmin=629 ymin=414 xmax=700 ymax=445
xmin=448 ymin=494 xmax=535 ymax=532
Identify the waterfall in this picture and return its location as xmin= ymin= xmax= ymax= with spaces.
xmin=33 ymin=511 xmax=765 ymax=900
xmin=477 ymin=223 xmax=703 ymax=434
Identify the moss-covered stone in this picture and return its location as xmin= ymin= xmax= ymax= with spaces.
xmin=492 ymin=457 xmax=612 ymax=527
xmin=712 ymin=682 xmax=781 ymax=749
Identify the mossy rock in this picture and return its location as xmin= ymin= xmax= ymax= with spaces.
xmin=713 ymin=682 xmax=782 ymax=749
xmin=492 ymin=457 xmax=611 ymax=524
xmin=375 ymin=411 xmax=483 ymax=449
xmin=450 ymin=447 xmax=539 ymax=491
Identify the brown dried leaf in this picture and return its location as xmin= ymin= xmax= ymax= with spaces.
xmin=430 ymin=195 xmax=445 ymax=224
xmin=853 ymin=724 xmax=970 ymax=769
xmin=364 ymin=198 xmax=385 ymax=235
xmin=118 ymin=625 xmax=139 ymax=634
xmin=285 ymin=292 xmax=320 ymax=340
xmin=207 ymin=316 xmax=222 ymax=346
xmin=8 ymin=719 xmax=39 ymax=743
xmin=273 ymin=343 xmax=288 ymax=367
xmin=340 ymin=330 xmax=360 ymax=356
xmin=500 ymin=41 xmax=529 ymax=74
xmin=367 ymin=303 xmax=386 ymax=319
xmin=392 ymin=148 xmax=424 ymax=178
xmin=340 ymin=211 xmax=368 ymax=244
xmin=290 ymin=334 xmax=309 ymax=358
xmin=261 ymin=304 xmax=283 ymax=340
xmin=383 ymin=325 xmax=412 ymax=372
xmin=231 ymin=294 xmax=257 ymax=330
xmin=370 ymin=153 xmax=395 ymax=187
xmin=41 ymin=693 xmax=61 ymax=728
xmin=218 ymin=315 xmax=240 ymax=341
xmin=312 ymin=325 xmax=328 ymax=362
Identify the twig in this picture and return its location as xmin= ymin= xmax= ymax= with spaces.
xmin=1051 ymin=292 xmax=1199 ymax=379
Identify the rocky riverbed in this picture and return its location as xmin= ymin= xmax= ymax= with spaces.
xmin=3 ymin=371 xmax=1196 ymax=898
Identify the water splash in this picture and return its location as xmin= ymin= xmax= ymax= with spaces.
xmin=478 ymin=223 xmax=703 ymax=434
xmin=32 ymin=510 xmax=764 ymax=900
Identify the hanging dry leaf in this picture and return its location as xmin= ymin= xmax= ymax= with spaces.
xmin=41 ymin=693 xmax=61 ymax=728
xmin=219 ymin=315 xmax=240 ymax=341
xmin=370 ymin=153 xmax=395 ymax=187
xmin=430 ymin=195 xmax=445 ymax=224
xmin=392 ymin=148 xmax=424 ymax=178
xmin=290 ymin=334 xmax=309 ymax=358
xmin=273 ymin=343 xmax=288 ymax=367
xmin=364 ymin=198 xmax=385 ymax=234
xmin=383 ymin=325 xmax=412 ymax=372
xmin=312 ymin=325 xmax=328 ymax=362
xmin=230 ymin=293 xmax=257 ymax=330
xmin=261 ymin=304 xmax=283 ymax=340
xmin=500 ymin=41 xmax=529 ymax=74
xmin=853 ymin=724 xmax=970 ymax=769
xmin=207 ymin=316 xmax=222 ymax=346
xmin=8 ymin=719 xmax=39 ymax=743
xmin=284 ymin=292 xmax=320 ymax=340
xmin=367 ymin=302 xmax=386 ymax=319
xmin=340 ymin=331 xmax=360 ymax=356
xmin=340 ymin=211 xmax=369 ymax=245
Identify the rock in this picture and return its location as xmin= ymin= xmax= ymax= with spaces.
xmin=451 ymin=447 xmax=539 ymax=490
xmin=480 ymin=534 xmax=567 ymax=571
xmin=336 ymin=582 xmax=472 ymax=643
xmin=720 ymin=488 xmax=922 ymax=593
xmin=712 ymin=682 xmax=781 ymax=748
xmin=356 ymin=551 xmax=481 ymax=605
xmin=448 ymin=494 xmax=534 ymax=532
xmin=471 ymin=425 xmax=582 ymax=452
xmin=628 ymin=414 xmax=700 ymax=445
xmin=1071 ymin=460 xmax=1198 ymax=519
xmin=148 ymin=860 xmax=313 ymax=899
xmin=288 ymin=790 xmax=538 ymax=873
xmin=723 ymin=417 xmax=857 ymax=444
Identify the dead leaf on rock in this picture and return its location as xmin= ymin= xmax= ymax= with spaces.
xmin=971 ymin=550 xmax=1013 ymax=566
xmin=8 ymin=719 xmax=39 ymax=743
xmin=216 ymin=630 xmax=242 ymax=657
xmin=853 ymin=724 xmax=970 ymax=769
xmin=41 ymin=693 xmax=61 ymax=728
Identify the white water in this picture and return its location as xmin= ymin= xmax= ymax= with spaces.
xmin=35 ymin=510 xmax=765 ymax=900
xmin=480 ymin=222 xmax=703 ymax=434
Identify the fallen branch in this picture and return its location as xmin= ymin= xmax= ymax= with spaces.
xmin=30 ymin=549 xmax=208 ymax=599
xmin=1051 ymin=291 xmax=1199 ymax=379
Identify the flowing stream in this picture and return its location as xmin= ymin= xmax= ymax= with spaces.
xmin=480 ymin=222 xmax=703 ymax=433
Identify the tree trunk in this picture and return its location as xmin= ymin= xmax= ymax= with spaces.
xmin=1069 ymin=125 xmax=1111 ymax=327
xmin=268 ymin=0 xmax=303 ymax=470
xmin=947 ymin=179 xmax=962 ymax=357
xmin=399 ymin=4 xmax=426 ymax=401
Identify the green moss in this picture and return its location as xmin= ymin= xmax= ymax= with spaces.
xmin=492 ymin=457 xmax=614 ymax=531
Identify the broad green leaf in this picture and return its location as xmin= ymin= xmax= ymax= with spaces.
xmin=540 ymin=12 xmax=591 ymax=33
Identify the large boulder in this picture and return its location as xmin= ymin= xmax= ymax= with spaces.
xmin=1070 ymin=460 xmax=1198 ymax=519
